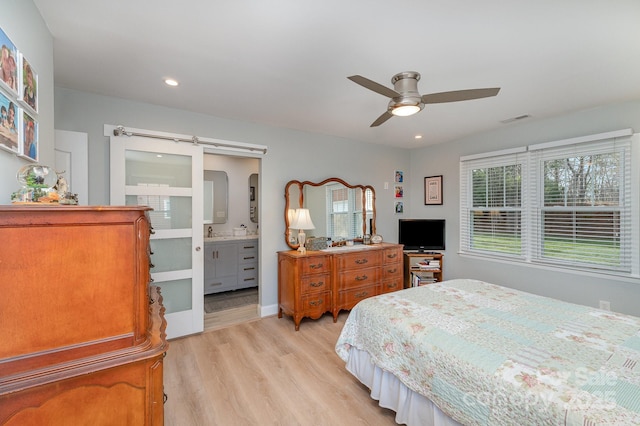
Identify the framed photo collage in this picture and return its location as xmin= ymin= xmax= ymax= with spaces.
xmin=0 ymin=25 xmax=39 ymax=162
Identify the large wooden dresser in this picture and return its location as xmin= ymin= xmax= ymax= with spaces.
xmin=0 ymin=206 xmax=168 ymax=425
xmin=278 ymin=243 xmax=403 ymax=330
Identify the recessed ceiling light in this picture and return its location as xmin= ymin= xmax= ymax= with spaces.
xmin=414 ymin=135 xmax=423 ymax=139
xmin=164 ymin=78 xmax=179 ymax=87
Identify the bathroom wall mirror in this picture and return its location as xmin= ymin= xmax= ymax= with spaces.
xmin=204 ymin=170 xmax=228 ymax=224
xmin=249 ymin=173 xmax=258 ymax=223
xmin=284 ymin=177 xmax=376 ymax=250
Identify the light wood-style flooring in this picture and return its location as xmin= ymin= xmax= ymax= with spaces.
xmin=164 ymin=312 xmax=398 ymax=425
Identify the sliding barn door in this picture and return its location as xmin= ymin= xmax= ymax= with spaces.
xmin=110 ymin=135 xmax=204 ymax=339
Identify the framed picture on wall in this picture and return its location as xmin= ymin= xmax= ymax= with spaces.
xmin=20 ymin=55 xmax=37 ymax=114
xmin=0 ymin=88 xmax=19 ymax=153
xmin=21 ymin=109 xmax=37 ymax=162
xmin=394 ymin=185 xmax=404 ymax=198
xmin=424 ymin=175 xmax=443 ymax=205
xmin=0 ymin=27 xmax=19 ymax=96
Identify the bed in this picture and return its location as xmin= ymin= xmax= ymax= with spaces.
xmin=335 ymin=279 xmax=640 ymax=426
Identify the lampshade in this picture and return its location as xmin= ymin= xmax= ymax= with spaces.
xmin=290 ymin=208 xmax=315 ymax=230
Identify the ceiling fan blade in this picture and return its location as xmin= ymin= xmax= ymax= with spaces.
xmin=370 ymin=111 xmax=394 ymax=127
xmin=422 ymin=87 xmax=500 ymax=104
xmin=348 ymin=75 xmax=400 ymax=99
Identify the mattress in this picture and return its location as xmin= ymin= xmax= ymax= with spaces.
xmin=336 ymin=279 xmax=640 ymax=425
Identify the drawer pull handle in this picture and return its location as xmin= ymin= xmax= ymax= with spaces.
xmin=387 ymin=253 xmax=398 ymax=259
xmin=387 ymin=268 xmax=397 ymax=273
xmin=243 ymin=245 xmax=255 ymax=249
xmin=387 ymin=283 xmax=398 ymax=288
xmin=244 ymin=267 xmax=255 ymax=271
xmin=163 ymin=393 xmax=168 ymax=404
xmin=309 ymin=299 xmax=323 ymax=306
xmin=310 ymin=281 xmax=324 ymax=287
xmin=244 ymin=256 xmax=255 ymax=260
xmin=355 ymin=274 xmax=368 ymax=281
xmin=244 ymin=278 xmax=255 ymax=282
xmin=355 ymin=259 xmax=368 ymax=265
xmin=310 ymin=263 xmax=323 ymax=269
xmin=149 ymin=262 xmax=155 ymax=269
xmin=355 ymin=291 xmax=368 ymax=298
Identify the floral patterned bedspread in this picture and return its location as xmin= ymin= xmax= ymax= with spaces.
xmin=335 ymin=279 xmax=640 ymax=425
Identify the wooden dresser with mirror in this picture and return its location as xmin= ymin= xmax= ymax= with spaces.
xmin=278 ymin=178 xmax=403 ymax=330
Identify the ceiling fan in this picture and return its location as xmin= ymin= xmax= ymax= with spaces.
xmin=348 ymin=71 xmax=500 ymax=127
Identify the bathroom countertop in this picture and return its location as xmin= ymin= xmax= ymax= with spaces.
xmin=204 ymin=235 xmax=259 ymax=242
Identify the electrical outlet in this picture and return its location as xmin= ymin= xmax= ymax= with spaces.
xmin=599 ymin=300 xmax=611 ymax=311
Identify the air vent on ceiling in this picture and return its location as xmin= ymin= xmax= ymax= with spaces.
xmin=501 ymin=114 xmax=531 ymax=124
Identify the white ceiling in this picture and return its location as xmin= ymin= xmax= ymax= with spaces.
xmin=34 ymin=0 xmax=640 ymax=149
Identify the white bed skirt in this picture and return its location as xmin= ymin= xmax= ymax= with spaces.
xmin=345 ymin=346 xmax=463 ymax=426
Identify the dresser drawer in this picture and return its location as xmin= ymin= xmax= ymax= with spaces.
xmin=337 ymin=267 xmax=379 ymax=290
xmin=380 ymin=278 xmax=402 ymax=294
xmin=334 ymin=250 xmax=381 ymax=270
xmin=299 ymin=256 xmax=330 ymax=275
xmin=301 ymin=291 xmax=331 ymax=314
xmin=338 ymin=285 xmax=380 ymax=308
xmin=300 ymin=273 xmax=330 ymax=294
xmin=382 ymin=263 xmax=401 ymax=279
xmin=382 ymin=246 xmax=402 ymax=264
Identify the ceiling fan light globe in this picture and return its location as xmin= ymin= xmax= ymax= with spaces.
xmin=391 ymin=104 xmax=421 ymax=117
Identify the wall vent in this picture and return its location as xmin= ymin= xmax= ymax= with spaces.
xmin=501 ymin=114 xmax=531 ymax=124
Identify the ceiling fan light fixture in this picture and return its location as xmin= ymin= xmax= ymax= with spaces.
xmin=391 ymin=104 xmax=421 ymax=117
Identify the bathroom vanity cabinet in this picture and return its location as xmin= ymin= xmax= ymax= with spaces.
xmin=204 ymin=238 xmax=259 ymax=294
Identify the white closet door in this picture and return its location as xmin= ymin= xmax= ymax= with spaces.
xmin=110 ymin=135 xmax=204 ymax=339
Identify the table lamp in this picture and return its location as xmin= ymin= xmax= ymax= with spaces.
xmin=290 ymin=208 xmax=315 ymax=253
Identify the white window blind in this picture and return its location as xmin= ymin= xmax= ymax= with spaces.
xmin=460 ymin=149 xmax=527 ymax=258
xmin=528 ymin=137 xmax=632 ymax=272
xmin=460 ymin=130 xmax=637 ymax=276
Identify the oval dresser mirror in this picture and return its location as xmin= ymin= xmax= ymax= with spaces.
xmin=284 ymin=177 xmax=376 ymax=250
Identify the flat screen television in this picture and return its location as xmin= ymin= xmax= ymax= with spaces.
xmin=398 ymin=219 xmax=445 ymax=252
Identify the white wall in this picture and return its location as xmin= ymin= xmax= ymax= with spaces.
xmin=0 ymin=0 xmax=53 ymax=203
xmin=408 ymin=100 xmax=640 ymax=316
xmin=53 ymin=87 xmax=410 ymax=311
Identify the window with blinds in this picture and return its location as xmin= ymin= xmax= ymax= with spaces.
xmin=460 ymin=149 xmax=526 ymax=258
xmin=460 ymin=130 xmax=637 ymax=275
xmin=529 ymin=138 xmax=632 ymax=271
